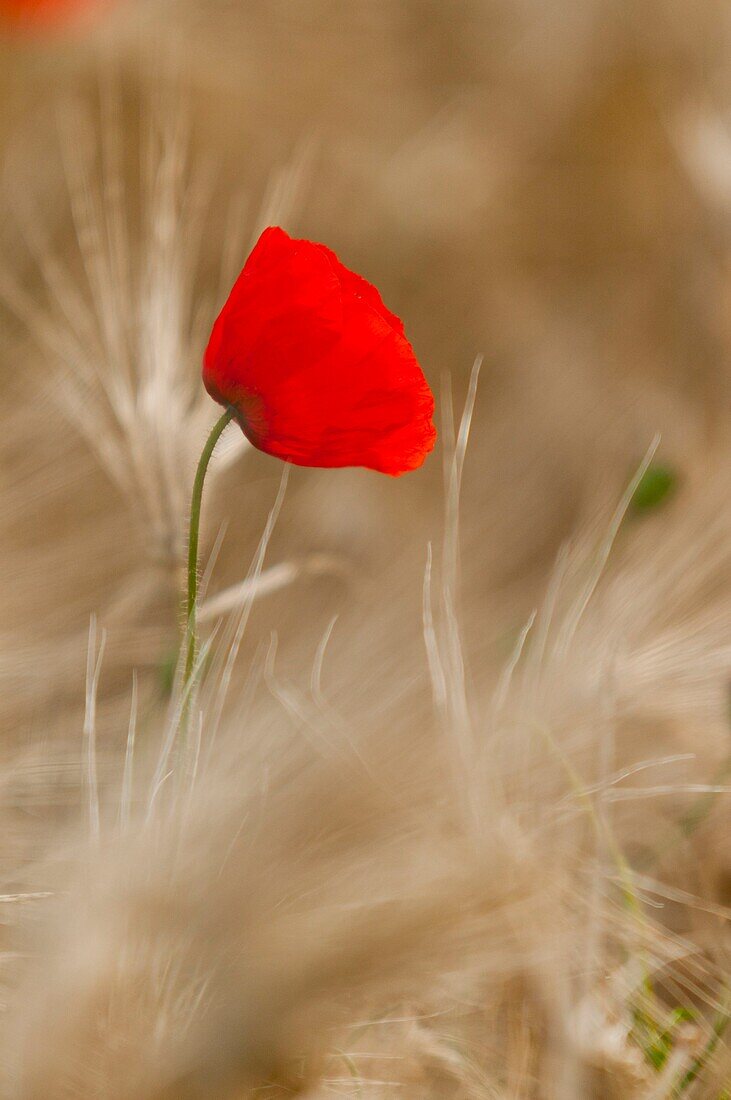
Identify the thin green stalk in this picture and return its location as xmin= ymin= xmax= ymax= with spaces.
xmin=531 ymin=721 xmax=644 ymax=921
xmin=673 ymin=999 xmax=730 ymax=1095
xmin=184 ymin=407 xmax=234 ymax=688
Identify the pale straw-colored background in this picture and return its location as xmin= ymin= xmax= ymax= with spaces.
xmin=0 ymin=2 xmax=729 ymax=1096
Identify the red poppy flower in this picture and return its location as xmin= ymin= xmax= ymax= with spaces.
xmin=0 ymin=0 xmax=101 ymax=29
xmin=203 ymin=227 xmax=436 ymax=476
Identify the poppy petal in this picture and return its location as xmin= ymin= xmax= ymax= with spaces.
xmin=203 ymin=227 xmax=436 ymax=476
xmin=0 ymin=0 xmax=99 ymax=26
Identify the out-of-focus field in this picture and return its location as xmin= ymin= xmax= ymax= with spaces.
xmin=0 ymin=2 xmax=730 ymax=1097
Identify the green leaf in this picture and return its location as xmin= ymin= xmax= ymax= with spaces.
xmin=631 ymin=464 xmax=677 ymax=514
xmin=158 ymin=646 xmax=179 ymax=697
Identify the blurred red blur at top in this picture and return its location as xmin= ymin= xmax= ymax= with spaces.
xmin=0 ymin=0 xmax=103 ymax=30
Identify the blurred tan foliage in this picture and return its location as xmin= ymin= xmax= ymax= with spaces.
xmin=0 ymin=1 xmax=730 ymax=1096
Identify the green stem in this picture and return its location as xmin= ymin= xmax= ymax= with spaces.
xmin=673 ymin=999 xmax=730 ymax=1095
xmin=184 ymin=407 xmax=234 ymax=688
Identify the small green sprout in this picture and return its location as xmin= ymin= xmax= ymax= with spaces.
xmin=630 ymin=464 xmax=677 ymax=514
